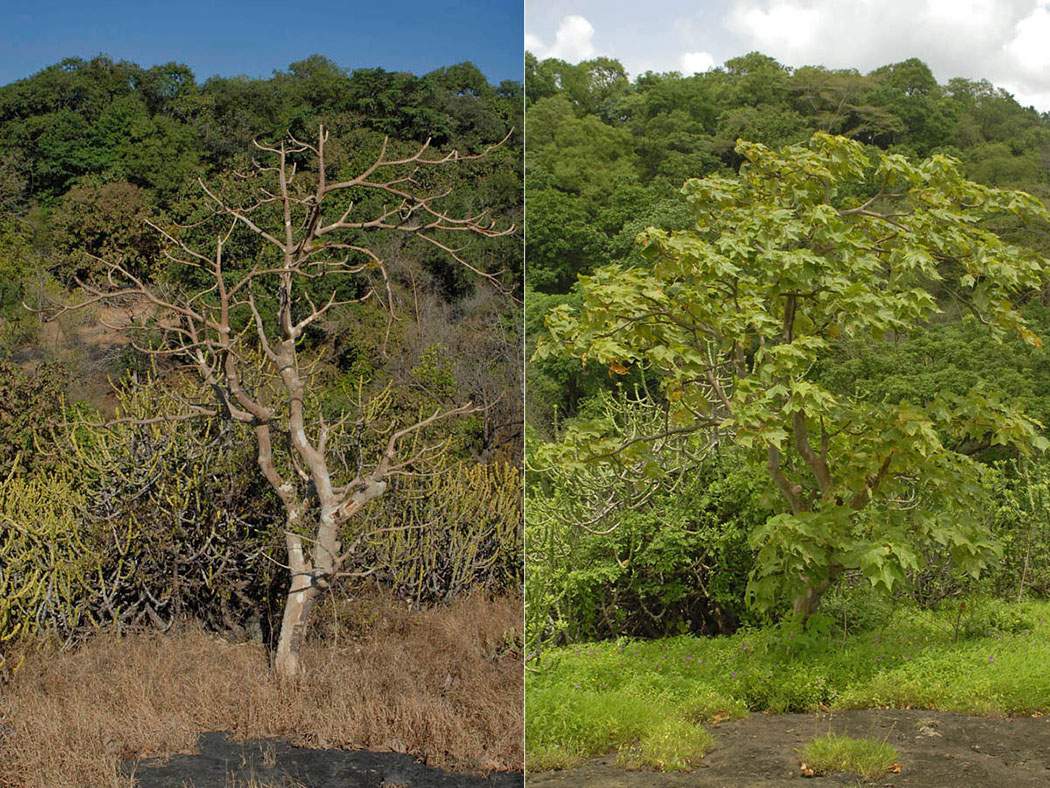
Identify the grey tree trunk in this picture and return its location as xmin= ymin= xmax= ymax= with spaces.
xmin=792 ymin=579 xmax=830 ymax=625
xmin=274 ymin=531 xmax=318 ymax=679
xmin=274 ymin=578 xmax=319 ymax=678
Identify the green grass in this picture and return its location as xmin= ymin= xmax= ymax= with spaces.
xmin=801 ymin=734 xmax=899 ymax=779
xmin=526 ymin=597 xmax=1050 ymax=771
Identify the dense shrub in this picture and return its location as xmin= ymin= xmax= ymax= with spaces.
xmin=899 ymin=458 xmax=1050 ymax=606
xmin=527 ymin=450 xmax=771 ymax=650
xmin=2 ymin=370 xmax=523 ymax=666
xmin=355 ymin=461 xmax=523 ymax=604
xmin=980 ymin=458 xmax=1050 ymax=600
xmin=65 ymin=375 xmax=286 ymax=638
xmin=0 ymin=360 xmax=69 ymax=477
xmin=0 ymin=470 xmax=99 ymax=675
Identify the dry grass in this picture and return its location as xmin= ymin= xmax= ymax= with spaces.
xmin=0 ymin=591 xmax=523 ymax=788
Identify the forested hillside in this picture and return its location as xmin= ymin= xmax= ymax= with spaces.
xmin=525 ymin=52 xmax=1050 ymax=774
xmin=0 ymin=54 xmax=523 ymax=661
xmin=526 ymin=50 xmax=1050 ymax=649
xmin=527 ymin=51 xmax=1049 ymax=428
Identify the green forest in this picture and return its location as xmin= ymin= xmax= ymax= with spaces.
xmin=525 ymin=51 xmax=1050 ymax=773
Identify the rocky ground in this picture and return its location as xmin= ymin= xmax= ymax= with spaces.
xmin=528 ymin=709 xmax=1050 ymax=787
xmin=126 ymin=732 xmax=525 ymax=788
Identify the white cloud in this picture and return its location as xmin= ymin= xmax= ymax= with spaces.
xmin=681 ymin=51 xmax=716 ymax=74
xmin=726 ymin=1 xmax=820 ymax=57
xmin=720 ymin=0 xmax=1050 ymax=110
xmin=525 ymin=32 xmax=544 ymax=52
xmin=1002 ymin=83 xmax=1050 ymax=110
xmin=524 ymin=0 xmax=1050 ymax=111
xmin=925 ymin=0 xmax=999 ymax=27
xmin=1004 ymin=1 xmax=1050 ymax=76
xmin=526 ymin=15 xmax=597 ymax=62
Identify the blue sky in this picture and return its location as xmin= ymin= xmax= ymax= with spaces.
xmin=0 ymin=0 xmax=523 ymax=86
xmin=526 ymin=0 xmax=1050 ymax=112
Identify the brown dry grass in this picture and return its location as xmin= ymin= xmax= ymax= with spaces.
xmin=0 ymin=591 xmax=523 ymax=788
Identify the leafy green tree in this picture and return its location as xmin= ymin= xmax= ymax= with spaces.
xmin=714 ymin=103 xmax=808 ymax=154
xmin=424 ymin=62 xmax=509 ymax=147
xmin=865 ymin=59 xmax=955 ymax=155
xmin=539 ymin=133 xmax=1050 ymax=620
xmin=526 ymin=97 xmax=638 ymax=199
xmin=134 ymin=62 xmax=197 ymax=118
xmin=526 ymin=189 xmax=609 ymax=292
xmin=524 ymin=55 xmax=629 ymax=119
xmin=281 ymin=55 xmax=354 ymax=112
xmin=0 ymin=215 xmax=32 ymax=316
xmin=50 ymin=179 xmax=161 ymax=283
xmin=719 ymin=52 xmax=793 ymax=108
xmin=634 ymin=109 xmax=723 ymax=184
xmin=628 ymin=70 xmax=719 ymax=131
xmin=524 ymin=52 xmax=560 ymax=106
xmin=790 ymin=66 xmax=904 ymax=147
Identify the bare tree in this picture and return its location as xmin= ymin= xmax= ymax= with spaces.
xmin=43 ymin=125 xmax=515 ymax=678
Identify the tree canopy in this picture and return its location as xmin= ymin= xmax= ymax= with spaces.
xmin=524 ymin=50 xmax=1050 ymax=433
xmin=538 ymin=133 xmax=1050 ymax=618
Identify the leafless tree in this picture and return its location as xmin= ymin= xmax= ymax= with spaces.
xmin=43 ymin=125 xmax=515 ymax=677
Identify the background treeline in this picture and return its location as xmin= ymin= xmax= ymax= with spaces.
xmin=525 ymin=51 xmax=1050 ymax=649
xmin=0 ymin=55 xmax=523 ymax=663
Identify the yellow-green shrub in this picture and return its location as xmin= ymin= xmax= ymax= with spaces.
xmin=0 ymin=466 xmax=102 ymax=673
xmin=67 ymin=375 xmax=285 ymax=636
xmin=357 ymin=462 xmax=523 ymax=603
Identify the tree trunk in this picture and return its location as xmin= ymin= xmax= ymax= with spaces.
xmin=792 ymin=579 xmax=830 ymax=625
xmin=272 ymin=494 xmax=383 ymax=679
xmin=274 ymin=576 xmax=319 ymax=679
xmin=274 ymin=531 xmax=319 ymax=680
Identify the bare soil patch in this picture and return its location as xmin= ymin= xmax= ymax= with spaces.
xmin=528 ymin=709 xmax=1050 ymax=787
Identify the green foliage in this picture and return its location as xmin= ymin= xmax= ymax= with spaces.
xmin=49 ymin=179 xmax=161 ymax=283
xmin=525 ymin=189 xmax=609 ymax=292
xmin=539 ymin=132 xmax=1050 ymax=615
xmin=524 ymin=52 xmax=1050 ymax=304
xmin=0 ymin=360 xmax=69 ymax=476
xmin=815 ymin=308 xmax=1050 ymax=440
xmin=821 ymin=583 xmax=898 ymax=635
xmin=800 ymin=734 xmax=899 ymax=780
xmin=0 ymin=468 xmax=100 ymax=674
xmin=527 ymin=97 xmax=639 ymax=201
xmin=0 ymin=55 xmax=522 ymax=208
xmin=525 ymin=56 xmax=629 ymax=120
xmin=526 ymin=599 xmax=1050 ymax=769
xmin=525 ymin=287 xmax=611 ymax=435
xmin=979 ymin=458 xmax=1050 ymax=599
xmin=359 ymin=462 xmax=522 ymax=603
xmin=527 ymin=431 xmax=769 ymax=650
xmin=409 ymin=343 xmax=458 ymax=400
xmin=0 ymin=216 xmax=41 ymax=348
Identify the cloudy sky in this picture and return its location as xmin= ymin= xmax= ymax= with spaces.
xmin=525 ymin=0 xmax=1050 ymax=111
